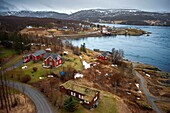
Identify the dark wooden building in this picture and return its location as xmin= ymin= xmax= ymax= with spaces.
xmin=60 ymin=80 xmax=100 ymax=109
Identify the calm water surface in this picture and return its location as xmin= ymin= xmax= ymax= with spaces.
xmin=70 ymin=23 xmax=170 ymax=72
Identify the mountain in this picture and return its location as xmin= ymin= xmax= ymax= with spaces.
xmin=0 ymin=9 xmax=170 ymax=26
xmin=69 ymin=9 xmax=170 ymax=22
xmin=0 ymin=11 xmax=69 ymax=19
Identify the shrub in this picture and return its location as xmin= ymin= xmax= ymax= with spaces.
xmin=33 ymin=67 xmax=38 ymax=72
xmin=136 ymin=101 xmax=152 ymax=110
xmin=20 ymin=74 xmax=31 ymax=83
xmin=64 ymin=97 xmax=79 ymax=112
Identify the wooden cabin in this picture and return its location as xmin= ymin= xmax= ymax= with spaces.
xmin=60 ymin=80 xmax=100 ymax=109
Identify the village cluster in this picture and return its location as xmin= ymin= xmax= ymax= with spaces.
xmin=22 ymin=48 xmax=112 ymax=109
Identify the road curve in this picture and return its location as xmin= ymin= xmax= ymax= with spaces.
xmin=5 ymin=81 xmax=54 ymax=113
xmin=134 ymin=71 xmax=162 ymax=113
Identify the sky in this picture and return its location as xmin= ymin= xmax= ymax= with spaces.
xmin=0 ymin=0 xmax=170 ymax=14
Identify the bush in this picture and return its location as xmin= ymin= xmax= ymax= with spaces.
xmin=136 ymin=101 xmax=152 ymax=110
xmin=33 ymin=67 xmax=38 ymax=72
xmin=64 ymin=97 xmax=79 ymax=112
xmin=20 ymin=74 xmax=31 ymax=83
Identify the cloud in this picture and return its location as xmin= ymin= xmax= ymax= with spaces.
xmin=0 ymin=0 xmax=17 ymax=11
xmin=2 ymin=0 xmax=170 ymax=13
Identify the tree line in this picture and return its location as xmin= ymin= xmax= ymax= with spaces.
xmin=0 ymin=32 xmax=31 ymax=54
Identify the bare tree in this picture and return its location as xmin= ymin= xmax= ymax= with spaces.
xmin=0 ymin=71 xmax=9 ymax=113
xmin=111 ymin=48 xmax=124 ymax=64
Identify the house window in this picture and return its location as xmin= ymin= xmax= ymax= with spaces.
xmin=59 ymin=60 xmax=61 ymax=63
xmin=84 ymin=100 xmax=89 ymax=104
xmin=71 ymin=92 xmax=73 ymax=96
xmin=49 ymin=58 xmax=52 ymax=61
xmin=49 ymin=62 xmax=52 ymax=66
xmin=94 ymin=96 xmax=98 ymax=101
xmin=73 ymin=92 xmax=76 ymax=96
xmin=79 ymin=95 xmax=83 ymax=99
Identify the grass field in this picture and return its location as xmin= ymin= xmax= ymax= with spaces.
xmin=0 ymin=46 xmax=16 ymax=58
xmin=58 ymin=91 xmax=117 ymax=113
xmin=6 ymin=51 xmax=83 ymax=83
xmin=2 ymin=55 xmax=23 ymax=69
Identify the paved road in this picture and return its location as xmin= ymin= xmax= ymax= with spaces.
xmin=3 ymin=80 xmax=54 ymax=113
xmin=5 ymin=60 xmax=23 ymax=72
xmin=132 ymin=62 xmax=170 ymax=113
xmin=2 ymin=59 xmax=55 ymax=113
xmin=134 ymin=71 xmax=162 ymax=113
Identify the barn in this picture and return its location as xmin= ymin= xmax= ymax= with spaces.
xmin=31 ymin=50 xmax=46 ymax=62
xmin=60 ymin=80 xmax=100 ymax=109
xmin=43 ymin=53 xmax=62 ymax=68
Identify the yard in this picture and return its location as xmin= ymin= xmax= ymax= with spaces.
xmin=6 ymin=50 xmax=83 ymax=83
xmin=58 ymin=91 xmax=118 ymax=113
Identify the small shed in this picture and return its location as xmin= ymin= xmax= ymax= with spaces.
xmin=98 ymin=51 xmax=111 ymax=60
xmin=23 ymin=53 xmax=31 ymax=63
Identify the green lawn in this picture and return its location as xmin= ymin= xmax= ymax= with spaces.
xmin=5 ymin=60 xmax=50 ymax=83
xmin=59 ymin=91 xmax=117 ymax=113
xmin=6 ymin=53 xmax=83 ymax=83
xmin=2 ymin=55 xmax=23 ymax=69
xmin=0 ymin=47 xmax=16 ymax=58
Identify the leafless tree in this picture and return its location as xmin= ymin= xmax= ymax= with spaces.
xmin=111 ymin=48 xmax=124 ymax=64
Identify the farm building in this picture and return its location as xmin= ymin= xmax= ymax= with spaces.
xmin=31 ymin=50 xmax=46 ymax=62
xmin=43 ymin=53 xmax=62 ymax=68
xmin=23 ymin=53 xmax=31 ymax=63
xmin=98 ymin=51 xmax=112 ymax=60
xmin=60 ymin=80 xmax=100 ymax=109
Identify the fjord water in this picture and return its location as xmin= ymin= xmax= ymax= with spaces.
xmin=70 ymin=24 xmax=170 ymax=72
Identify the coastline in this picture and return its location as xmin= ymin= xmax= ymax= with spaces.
xmin=55 ymin=29 xmax=149 ymax=39
xmin=56 ymin=32 xmax=103 ymax=39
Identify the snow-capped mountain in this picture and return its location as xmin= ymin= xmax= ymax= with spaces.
xmin=0 ymin=9 xmax=170 ymax=25
xmin=68 ymin=9 xmax=170 ymax=22
xmin=0 ymin=11 xmax=69 ymax=19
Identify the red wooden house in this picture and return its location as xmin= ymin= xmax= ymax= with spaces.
xmin=98 ymin=51 xmax=112 ymax=60
xmin=31 ymin=50 xmax=46 ymax=62
xmin=43 ymin=53 xmax=62 ymax=68
xmin=23 ymin=53 xmax=31 ymax=63
xmin=60 ymin=80 xmax=100 ymax=109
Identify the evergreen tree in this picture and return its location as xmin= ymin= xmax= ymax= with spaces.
xmin=64 ymin=97 xmax=79 ymax=112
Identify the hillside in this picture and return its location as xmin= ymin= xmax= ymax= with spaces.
xmin=0 ymin=11 xmax=68 ymax=19
xmin=1 ymin=9 xmax=170 ymax=26
xmin=69 ymin=9 xmax=170 ymax=26
xmin=0 ymin=16 xmax=87 ymax=32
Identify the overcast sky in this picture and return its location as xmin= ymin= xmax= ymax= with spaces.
xmin=1 ymin=0 xmax=170 ymax=14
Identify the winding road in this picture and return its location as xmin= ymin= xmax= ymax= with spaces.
xmin=134 ymin=71 xmax=162 ymax=113
xmin=133 ymin=63 xmax=170 ymax=113
xmin=2 ymin=60 xmax=55 ymax=113
xmin=4 ymin=80 xmax=54 ymax=113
